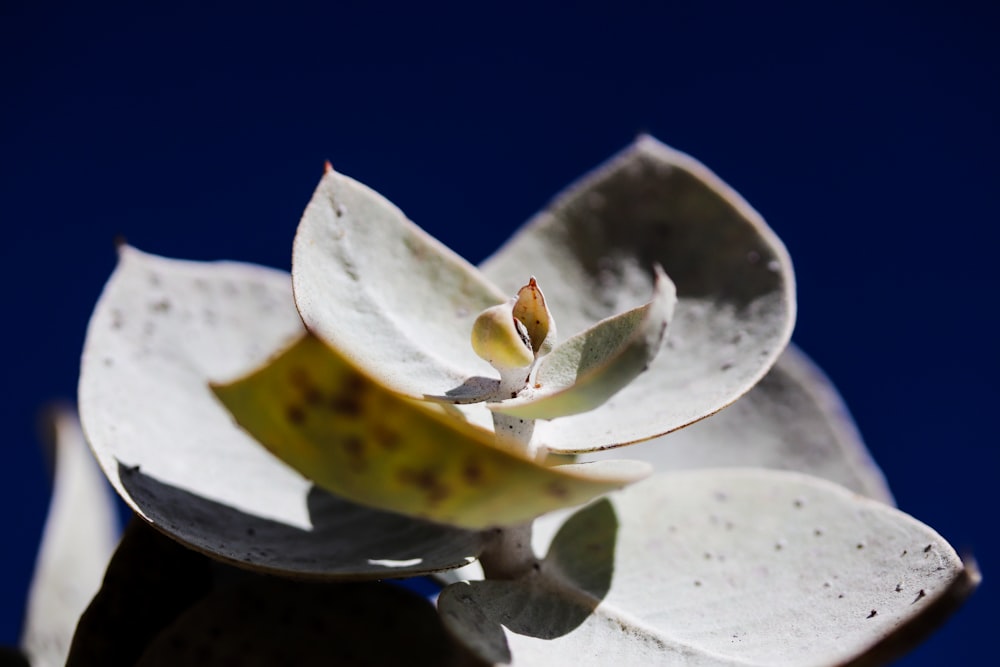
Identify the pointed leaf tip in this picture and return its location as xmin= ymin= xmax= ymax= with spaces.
xmin=492 ymin=266 xmax=676 ymax=420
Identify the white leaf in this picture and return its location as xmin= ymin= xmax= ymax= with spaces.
xmin=441 ymin=469 xmax=977 ymax=666
xmin=79 ymin=246 xmax=485 ymax=578
xmin=585 ymin=344 xmax=894 ymax=503
xmin=292 ymin=166 xmax=507 ymax=411
xmin=21 ymin=406 xmax=118 ymax=667
xmin=481 ymin=136 xmax=795 ymax=451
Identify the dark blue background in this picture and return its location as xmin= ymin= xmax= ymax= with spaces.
xmin=2 ymin=1 xmax=995 ymax=663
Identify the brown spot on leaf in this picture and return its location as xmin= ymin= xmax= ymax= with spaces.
xmin=285 ymin=404 xmax=306 ymax=425
xmin=547 ymin=481 xmax=569 ymax=499
xmin=373 ymin=424 xmax=401 ymax=451
xmin=328 ymin=372 xmax=366 ymax=416
xmin=867 ymin=609 xmax=877 ymax=619
xmin=342 ymin=436 xmax=367 ymax=470
xmin=150 ymin=298 xmax=171 ymax=313
xmin=288 ymin=367 xmax=312 ymax=389
xmin=462 ymin=460 xmax=483 ymax=485
xmin=343 ymin=371 xmax=366 ymax=395
xmin=302 ymin=386 xmax=324 ymax=406
xmin=399 ymin=468 xmax=449 ymax=504
xmin=329 ymin=393 xmax=363 ymax=416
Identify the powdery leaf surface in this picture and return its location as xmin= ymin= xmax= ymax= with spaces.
xmin=21 ymin=407 xmax=118 ymax=667
xmin=292 ymin=165 xmax=507 ymax=413
xmin=585 ymin=344 xmax=894 ymax=503
xmin=480 ymin=136 xmax=795 ymax=452
xmin=441 ymin=469 xmax=977 ymax=666
xmin=492 ymin=267 xmax=676 ymax=420
xmin=213 ymin=333 xmax=651 ymax=530
xmin=79 ymin=246 xmax=485 ymax=578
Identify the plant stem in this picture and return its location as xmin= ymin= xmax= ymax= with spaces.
xmin=478 ymin=522 xmax=537 ymax=580
xmin=479 ymin=365 xmax=541 ymax=579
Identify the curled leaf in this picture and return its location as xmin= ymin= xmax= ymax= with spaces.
xmin=79 ymin=246 xmax=484 ymax=578
xmin=212 ymin=333 xmax=651 ymax=530
xmin=471 ymin=302 xmax=534 ymax=370
xmin=481 ymin=135 xmax=795 ymax=451
xmin=292 ymin=166 xmax=507 ymax=400
xmin=513 ymin=277 xmax=556 ymax=357
xmin=492 ymin=266 xmax=676 ymax=421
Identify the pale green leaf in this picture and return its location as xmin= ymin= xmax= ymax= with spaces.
xmin=213 ymin=333 xmax=651 ymax=530
xmin=292 ymin=165 xmax=507 ymax=410
xmin=492 ymin=266 xmax=676 ymax=420
xmin=79 ymin=246 xmax=485 ymax=578
xmin=442 ymin=469 xmax=977 ymax=666
xmin=480 ymin=135 xmax=795 ymax=452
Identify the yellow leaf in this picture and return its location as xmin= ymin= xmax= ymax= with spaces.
xmin=211 ymin=334 xmax=649 ymax=530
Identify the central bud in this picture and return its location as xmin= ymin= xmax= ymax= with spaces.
xmin=471 ymin=277 xmax=556 ymax=374
xmin=469 ymin=278 xmax=556 ymax=458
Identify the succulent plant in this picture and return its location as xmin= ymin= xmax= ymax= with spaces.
xmin=36 ymin=136 xmax=976 ymax=665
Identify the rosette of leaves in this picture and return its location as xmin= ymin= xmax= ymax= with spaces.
xmin=74 ymin=136 xmax=977 ymax=665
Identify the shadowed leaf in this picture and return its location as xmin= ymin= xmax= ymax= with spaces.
xmin=481 ymin=136 xmax=795 ymax=451
xmin=439 ymin=499 xmax=618 ymax=664
xmin=66 ymin=518 xmax=213 ymax=667
xmin=453 ymin=470 xmax=976 ymax=666
xmin=135 ymin=579 xmax=487 ymax=667
xmin=79 ymin=246 xmax=484 ymax=577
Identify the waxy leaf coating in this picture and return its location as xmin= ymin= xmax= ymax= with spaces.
xmin=482 ymin=136 xmax=796 ymax=451
xmin=213 ymin=333 xmax=651 ymax=530
xmin=586 ymin=343 xmax=894 ymax=503
xmin=22 ymin=407 xmax=118 ymax=667
xmin=79 ymin=246 xmax=486 ymax=578
xmin=492 ymin=266 xmax=676 ymax=420
xmin=442 ymin=469 xmax=978 ymax=666
xmin=293 ymin=137 xmax=795 ymax=450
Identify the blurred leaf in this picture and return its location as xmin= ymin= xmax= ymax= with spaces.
xmin=67 ymin=518 xmax=213 ymax=667
xmin=213 ymin=333 xmax=650 ymax=529
xmin=135 ymin=578 xmax=487 ymax=667
xmin=21 ymin=406 xmax=118 ymax=667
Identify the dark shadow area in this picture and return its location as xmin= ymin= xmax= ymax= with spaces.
xmin=556 ymin=155 xmax=785 ymax=309
xmin=439 ymin=499 xmax=618 ymax=662
xmin=117 ymin=461 xmax=485 ymax=579
xmin=69 ymin=518 xmax=487 ymax=667
xmin=426 ymin=376 xmax=500 ymax=404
